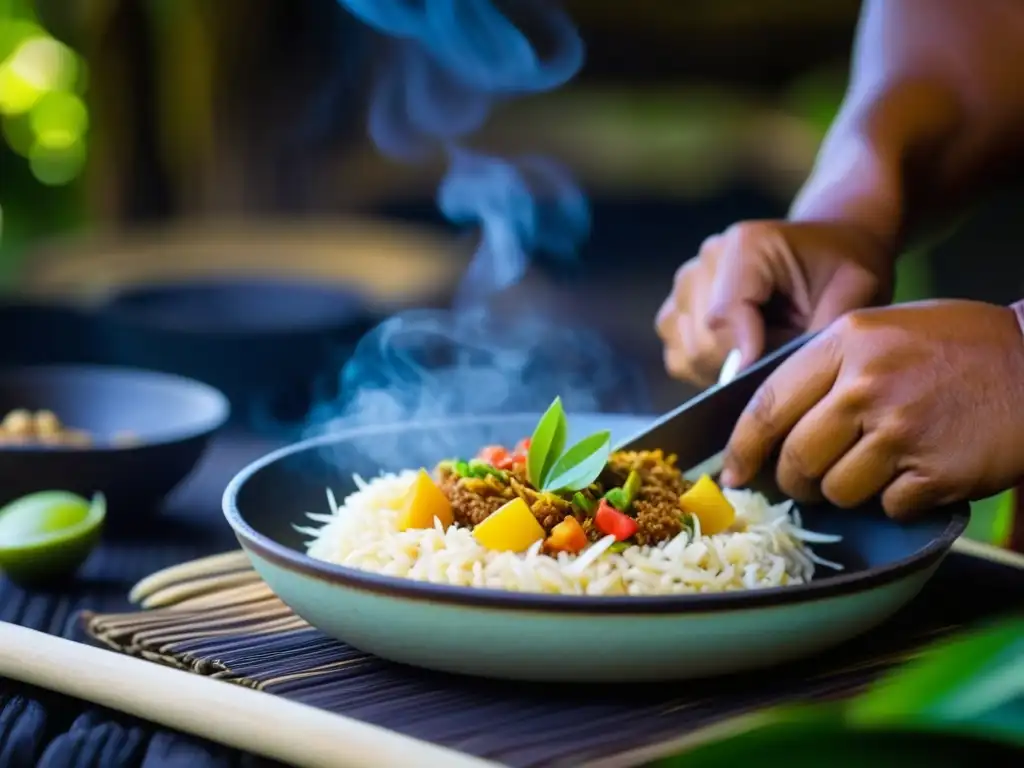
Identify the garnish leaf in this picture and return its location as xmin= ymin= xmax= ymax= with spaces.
xmin=542 ymin=430 xmax=612 ymax=492
xmin=467 ymin=459 xmax=507 ymax=481
xmin=605 ymin=487 xmax=629 ymax=511
xmin=572 ymin=492 xmax=597 ymax=516
xmin=606 ymin=470 xmax=643 ymax=511
xmin=527 ymin=397 xmax=567 ymax=487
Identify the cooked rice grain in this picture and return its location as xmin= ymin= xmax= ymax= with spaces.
xmin=301 ymin=471 xmax=842 ymax=596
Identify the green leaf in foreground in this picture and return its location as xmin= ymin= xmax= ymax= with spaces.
xmin=527 ymin=397 xmax=567 ymax=487
xmin=648 ymin=703 xmax=1018 ymax=768
xmin=646 ymin=616 xmax=1024 ymax=768
xmin=542 ymin=430 xmax=612 ymax=492
xmin=845 ymin=616 xmax=1024 ymax=745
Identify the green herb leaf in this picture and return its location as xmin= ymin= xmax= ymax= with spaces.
xmin=453 ymin=460 xmax=470 ymax=477
xmin=572 ymin=492 xmax=597 ymax=516
xmin=624 ymin=469 xmax=642 ymax=499
xmin=467 ymin=459 xmax=507 ymax=481
xmin=604 ymin=487 xmax=628 ymax=510
xmin=527 ymin=397 xmax=567 ymax=487
xmin=542 ymin=430 xmax=612 ymax=492
xmin=605 ymin=471 xmax=641 ymax=511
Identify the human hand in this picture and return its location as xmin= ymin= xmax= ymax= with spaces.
xmin=720 ymin=299 xmax=1024 ymax=519
xmin=655 ymin=221 xmax=895 ymax=387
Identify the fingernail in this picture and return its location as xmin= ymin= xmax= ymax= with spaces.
xmin=719 ymin=467 xmax=738 ymax=488
xmin=718 ymin=348 xmax=742 ymax=386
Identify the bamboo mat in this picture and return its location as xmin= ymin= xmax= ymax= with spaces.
xmin=79 ymin=546 xmax=1024 ymax=768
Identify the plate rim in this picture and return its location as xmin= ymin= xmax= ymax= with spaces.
xmin=222 ymin=414 xmax=969 ymax=615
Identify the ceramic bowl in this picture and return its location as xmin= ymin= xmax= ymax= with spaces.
xmin=98 ymin=277 xmax=378 ymax=430
xmin=0 ymin=365 xmax=229 ymax=518
xmin=223 ymin=414 xmax=968 ymax=682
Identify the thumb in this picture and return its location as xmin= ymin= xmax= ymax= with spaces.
xmin=705 ymin=244 xmax=771 ymax=369
xmin=807 ymin=266 xmax=881 ymax=331
xmin=709 ymin=303 xmax=765 ymax=370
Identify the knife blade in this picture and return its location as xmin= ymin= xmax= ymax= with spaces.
xmin=616 ymin=332 xmax=816 ymax=479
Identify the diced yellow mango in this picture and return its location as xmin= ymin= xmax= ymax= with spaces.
xmin=679 ymin=474 xmax=736 ymax=536
xmin=472 ymin=497 xmax=546 ymax=552
xmin=397 ymin=469 xmax=454 ymax=531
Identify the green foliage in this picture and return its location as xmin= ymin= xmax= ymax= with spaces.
xmin=648 ymin=617 xmax=1024 ymax=766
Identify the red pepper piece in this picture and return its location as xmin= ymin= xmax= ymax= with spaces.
xmin=594 ymin=499 xmax=638 ymax=541
xmin=478 ymin=445 xmax=513 ymax=469
xmin=509 ymin=437 xmax=531 ymax=466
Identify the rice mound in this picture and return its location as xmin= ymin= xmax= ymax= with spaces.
xmin=300 ymin=470 xmax=843 ymax=596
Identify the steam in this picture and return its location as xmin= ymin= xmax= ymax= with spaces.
xmin=440 ymin=147 xmax=589 ymax=301
xmin=307 ymin=0 xmax=648 ymax=448
xmin=308 ymin=307 xmax=648 ymax=422
xmin=346 ymin=0 xmax=583 ymax=156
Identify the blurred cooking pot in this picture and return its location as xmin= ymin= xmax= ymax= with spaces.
xmin=11 ymin=218 xmax=469 ymax=433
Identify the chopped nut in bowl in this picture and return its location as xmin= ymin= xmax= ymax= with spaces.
xmin=0 ymin=365 xmax=229 ymax=516
xmin=0 ymin=409 xmax=93 ymax=447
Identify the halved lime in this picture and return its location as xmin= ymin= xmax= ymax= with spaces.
xmin=0 ymin=491 xmax=105 ymax=587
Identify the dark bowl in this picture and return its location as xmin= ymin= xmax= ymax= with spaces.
xmin=223 ymin=414 xmax=969 ymax=681
xmin=0 ymin=365 xmax=229 ymax=518
xmin=98 ymin=277 xmax=379 ymax=431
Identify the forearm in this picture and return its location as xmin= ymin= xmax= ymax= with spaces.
xmin=790 ymin=0 xmax=1024 ymax=254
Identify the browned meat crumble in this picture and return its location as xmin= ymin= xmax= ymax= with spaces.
xmin=437 ymin=449 xmax=694 ymax=547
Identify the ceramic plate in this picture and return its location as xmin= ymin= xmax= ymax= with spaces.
xmin=222 ymin=414 xmax=967 ymax=682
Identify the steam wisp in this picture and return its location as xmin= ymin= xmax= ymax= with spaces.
xmin=307 ymin=0 xmax=648 ymax=446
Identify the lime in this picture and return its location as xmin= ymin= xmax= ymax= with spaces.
xmin=0 ymin=491 xmax=105 ymax=587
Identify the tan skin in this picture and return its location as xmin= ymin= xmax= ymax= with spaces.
xmin=657 ymin=0 xmax=1024 ymax=518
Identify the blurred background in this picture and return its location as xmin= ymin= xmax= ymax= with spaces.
xmin=0 ymin=0 xmax=1020 ymax=543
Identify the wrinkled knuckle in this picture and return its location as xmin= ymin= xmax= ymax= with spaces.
xmin=838 ymin=375 xmax=878 ymax=412
xmin=832 ymin=308 xmax=871 ymax=339
xmin=829 ymin=312 xmax=855 ymax=340
xmin=814 ymin=326 xmax=845 ymax=363
xmin=746 ymin=384 xmax=778 ymax=434
xmin=723 ymin=221 xmax=768 ymax=251
xmin=879 ymin=409 xmax=924 ymax=449
xmin=778 ymin=441 xmax=815 ymax=485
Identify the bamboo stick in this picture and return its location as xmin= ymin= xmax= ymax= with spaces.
xmin=0 ymin=623 xmax=497 ymax=768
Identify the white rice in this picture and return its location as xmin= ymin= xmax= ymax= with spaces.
xmin=300 ymin=470 xmax=844 ymax=596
